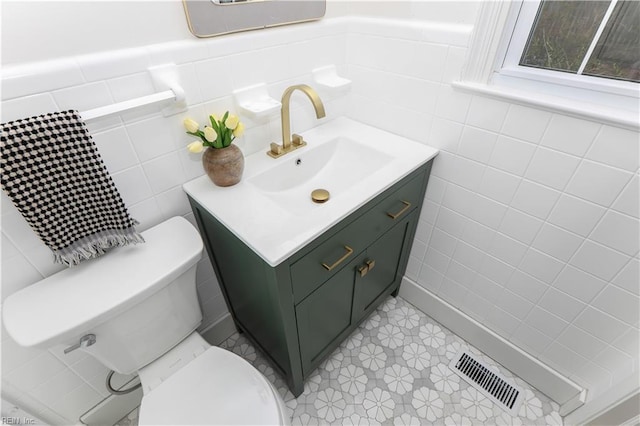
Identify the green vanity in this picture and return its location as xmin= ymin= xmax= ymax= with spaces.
xmin=183 ymin=117 xmax=437 ymax=396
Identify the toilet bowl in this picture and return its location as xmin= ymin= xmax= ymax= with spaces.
xmin=3 ymin=217 xmax=289 ymax=425
xmin=137 ymin=333 xmax=287 ymax=425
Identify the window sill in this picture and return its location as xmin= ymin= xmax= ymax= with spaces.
xmin=451 ymin=81 xmax=639 ymax=131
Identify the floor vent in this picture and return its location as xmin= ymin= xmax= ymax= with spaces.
xmin=450 ymin=350 xmax=523 ymax=416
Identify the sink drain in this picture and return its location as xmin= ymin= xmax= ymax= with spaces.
xmin=311 ymin=189 xmax=330 ymax=204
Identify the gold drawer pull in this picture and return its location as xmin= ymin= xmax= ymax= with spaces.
xmin=321 ymin=245 xmax=354 ymax=271
xmin=387 ymin=201 xmax=411 ymax=219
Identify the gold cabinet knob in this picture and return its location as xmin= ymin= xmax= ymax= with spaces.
xmin=358 ymin=264 xmax=369 ymax=277
xmin=366 ymin=259 xmax=376 ymax=271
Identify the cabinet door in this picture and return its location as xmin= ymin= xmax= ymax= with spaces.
xmin=353 ymin=219 xmax=410 ymax=321
xmin=295 ymin=254 xmax=364 ymax=376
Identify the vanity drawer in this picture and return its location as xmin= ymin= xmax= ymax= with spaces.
xmin=290 ymin=172 xmax=424 ymax=304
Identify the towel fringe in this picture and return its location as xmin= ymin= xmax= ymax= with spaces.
xmin=53 ymin=227 xmax=145 ymax=267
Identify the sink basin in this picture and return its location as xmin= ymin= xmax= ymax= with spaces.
xmin=248 ymin=137 xmax=392 ymax=214
xmin=182 ymin=117 xmax=439 ymax=266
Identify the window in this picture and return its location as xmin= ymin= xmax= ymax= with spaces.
xmin=495 ymin=0 xmax=638 ymax=103
xmin=520 ymin=1 xmax=639 ymax=83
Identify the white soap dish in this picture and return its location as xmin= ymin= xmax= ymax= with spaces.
xmin=312 ymin=65 xmax=352 ymax=94
xmin=233 ymin=83 xmax=281 ymax=119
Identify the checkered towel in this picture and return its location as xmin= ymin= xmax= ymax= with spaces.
xmin=1 ymin=110 xmax=144 ymax=266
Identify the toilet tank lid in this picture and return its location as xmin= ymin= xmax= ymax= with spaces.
xmin=2 ymin=216 xmax=204 ymax=349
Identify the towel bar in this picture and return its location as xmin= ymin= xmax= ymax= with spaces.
xmin=80 ymin=87 xmax=185 ymax=122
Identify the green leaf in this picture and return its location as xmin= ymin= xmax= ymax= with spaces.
xmin=221 ymin=111 xmax=229 ymax=127
xmin=197 ymin=130 xmax=209 ymax=144
xmin=209 ymin=116 xmax=220 ymax=133
xmin=216 ymin=128 xmax=223 ymax=147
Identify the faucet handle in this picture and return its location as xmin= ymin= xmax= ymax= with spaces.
xmin=270 ymin=142 xmax=283 ymax=155
xmin=292 ymin=134 xmax=306 ymax=147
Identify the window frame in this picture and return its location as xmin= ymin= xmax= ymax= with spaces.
xmin=489 ymin=0 xmax=638 ymax=106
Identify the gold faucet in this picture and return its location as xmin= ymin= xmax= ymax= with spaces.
xmin=267 ymin=84 xmax=326 ymax=159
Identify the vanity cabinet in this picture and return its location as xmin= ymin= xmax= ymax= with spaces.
xmin=188 ymin=161 xmax=432 ymax=396
xmin=296 ymin=214 xmax=414 ymax=376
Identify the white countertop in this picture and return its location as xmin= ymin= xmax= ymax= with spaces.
xmin=182 ymin=117 xmax=438 ymax=266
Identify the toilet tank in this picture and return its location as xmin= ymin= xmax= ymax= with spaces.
xmin=3 ymin=216 xmax=204 ymax=375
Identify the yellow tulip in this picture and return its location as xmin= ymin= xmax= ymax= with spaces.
xmin=224 ymin=114 xmax=239 ymax=130
xmin=233 ymin=122 xmax=245 ymax=138
xmin=183 ymin=118 xmax=199 ymax=133
xmin=187 ymin=141 xmax=204 ymax=153
xmin=204 ymin=126 xmax=217 ymax=142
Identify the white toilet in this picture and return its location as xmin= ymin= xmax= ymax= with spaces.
xmin=3 ymin=216 xmax=289 ymax=425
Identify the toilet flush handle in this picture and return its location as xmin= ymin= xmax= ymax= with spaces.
xmin=64 ymin=334 xmax=96 ymax=354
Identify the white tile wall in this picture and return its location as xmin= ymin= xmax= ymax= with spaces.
xmin=614 ymin=258 xmax=640 ymax=295
xmin=553 ymin=266 xmax=607 ymax=303
xmin=571 ymin=241 xmax=631 ymax=282
xmin=343 ymin=17 xmax=639 ymax=402
xmin=548 ymin=194 xmax=607 ymax=237
xmin=565 ymin=160 xmax=634 ymax=207
xmin=525 ymin=147 xmax=581 ymax=191
xmin=501 ymin=104 xmax=552 ymax=144
xmin=613 ymin=174 xmax=639 ymax=218
xmin=540 ymin=114 xmax=601 ymax=156
xmin=532 ymin=223 xmax=583 ymax=263
xmin=489 ymin=135 xmax=537 ymax=176
xmin=1 ymin=15 xmax=638 ymax=424
xmin=586 ymin=126 xmax=640 ymax=172
xmin=511 ymin=180 xmax=561 ymax=220
xmin=465 ymin=96 xmax=509 ymax=133
xmin=506 ymin=271 xmax=548 ymax=303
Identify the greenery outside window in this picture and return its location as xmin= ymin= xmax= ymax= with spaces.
xmin=519 ymin=0 xmax=639 ymax=83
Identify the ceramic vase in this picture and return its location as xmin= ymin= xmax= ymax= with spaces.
xmin=202 ymin=145 xmax=244 ymax=187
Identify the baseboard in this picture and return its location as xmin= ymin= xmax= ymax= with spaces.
xmin=399 ymin=277 xmax=585 ymax=414
xmin=79 ymin=314 xmax=237 ymax=425
xmin=79 ymin=378 xmax=142 ymax=426
xmin=585 ymin=390 xmax=640 ymax=426
xmin=569 ymin=373 xmax=640 ymax=426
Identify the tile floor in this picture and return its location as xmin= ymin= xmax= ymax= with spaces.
xmin=116 ymin=296 xmax=562 ymax=425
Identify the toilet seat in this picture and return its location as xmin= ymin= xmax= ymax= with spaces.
xmin=138 ymin=346 xmax=287 ymax=425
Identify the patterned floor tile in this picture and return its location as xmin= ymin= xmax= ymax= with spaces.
xmin=116 ymin=296 xmax=562 ymax=425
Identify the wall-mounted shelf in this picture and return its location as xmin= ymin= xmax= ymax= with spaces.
xmin=233 ymin=83 xmax=281 ymax=119
xmin=312 ymin=65 xmax=352 ymax=94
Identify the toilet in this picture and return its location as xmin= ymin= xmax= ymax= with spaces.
xmin=2 ymin=216 xmax=289 ymax=425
